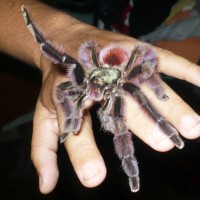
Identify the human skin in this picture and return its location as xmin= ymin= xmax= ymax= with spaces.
xmin=0 ymin=0 xmax=200 ymax=194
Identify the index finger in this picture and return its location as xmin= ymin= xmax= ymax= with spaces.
xmin=32 ymin=101 xmax=59 ymax=194
xmin=156 ymin=47 xmax=200 ymax=87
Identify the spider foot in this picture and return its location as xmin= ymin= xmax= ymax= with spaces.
xmin=157 ymin=120 xmax=184 ymax=149
xmin=129 ymin=177 xmax=140 ymax=192
xmin=59 ymin=115 xmax=82 ymax=143
xmin=121 ymin=154 xmax=140 ymax=192
xmin=60 ymin=132 xmax=70 ymax=143
xmin=157 ymin=93 xmax=169 ymax=101
xmin=56 ymin=97 xmax=82 ymax=144
xmin=59 ymin=131 xmax=79 ymax=143
xmin=170 ymin=134 xmax=184 ymax=149
xmin=151 ymin=81 xmax=169 ymax=101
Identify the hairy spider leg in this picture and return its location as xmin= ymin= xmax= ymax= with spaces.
xmin=125 ymin=45 xmax=168 ymax=100
xmin=56 ymin=87 xmax=79 ymax=142
xmin=21 ymin=5 xmax=76 ymax=65
xmin=22 ymin=6 xmax=89 ymax=142
xmin=125 ymin=46 xmax=140 ymax=71
xmin=98 ymin=95 xmax=140 ymax=192
xmin=146 ymin=73 xmax=169 ymax=100
xmin=57 ymin=81 xmax=82 ymax=101
xmin=58 ymin=97 xmax=84 ymax=142
xmin=78 ymin=41 xmax=100 ymax=76
xmin=122 ymin=82 xmax=184 ymax=149
xmin=22 ymin=6 xmax=86 ymax=86
xmin=84 ymin=41 xmax=100 ymax=67
xmin=56 ymin=81 xmax=88 ymax=143
xmin=127 ymin=65 xmax=168 ymax=100
xmin=57 ymin=81 xmax=73 ymax=90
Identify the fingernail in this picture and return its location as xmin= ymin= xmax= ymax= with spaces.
xmin=152 ymin=125 xmax=169 ymax=142
xmin=181 ymin=115 xmax=200 ymax=137
xmin=81 ymin=162 xmax=101 ymax=181
xmin=151 ymin=125 xmax=175 ymax=150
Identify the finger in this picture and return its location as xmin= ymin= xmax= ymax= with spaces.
xmin=156 ymin=47 xmax=200 ymax=87
xmin=64 ymin=113 xmax=107 ymax=188
xmin=143 ymin=83 xmax=200 ymax=139
xmin=32 ymin=101 xmax=59 ymax=194
xmin=125 ymin=95 xmax=175 ymax=152
xmin=125 ymin=83 xmax=200 ymax=152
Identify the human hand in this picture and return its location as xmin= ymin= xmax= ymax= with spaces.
xmin=27 ymin=10 xmax=200 ymax=194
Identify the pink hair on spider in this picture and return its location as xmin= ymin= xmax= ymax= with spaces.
xmin=99 ymin=45 xmax=130 ymax=68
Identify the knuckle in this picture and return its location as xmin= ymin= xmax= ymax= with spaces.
xmin=30 ymin=146 xmax=39 ymax=163
xmin=157 ymin=48 xmax=174 ymax=68
xmin=182 ymin=61 xmax=198 ymax=81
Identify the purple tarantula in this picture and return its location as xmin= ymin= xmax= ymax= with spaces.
xmin=22 ymin=6 xmax=184 ymax=192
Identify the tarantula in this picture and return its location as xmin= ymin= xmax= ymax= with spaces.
xmin=22 ymin=6 xmax=184 ymax=192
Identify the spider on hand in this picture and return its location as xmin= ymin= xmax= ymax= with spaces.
xmin=22 ymin=6 xmax=184 ymax=192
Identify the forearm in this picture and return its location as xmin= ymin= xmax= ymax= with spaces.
xmin=0 ymin=0 xmax=90 ymax=68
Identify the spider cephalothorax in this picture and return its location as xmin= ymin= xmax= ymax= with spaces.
xmin=22 ymin=6 xmax=184 ymax=192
